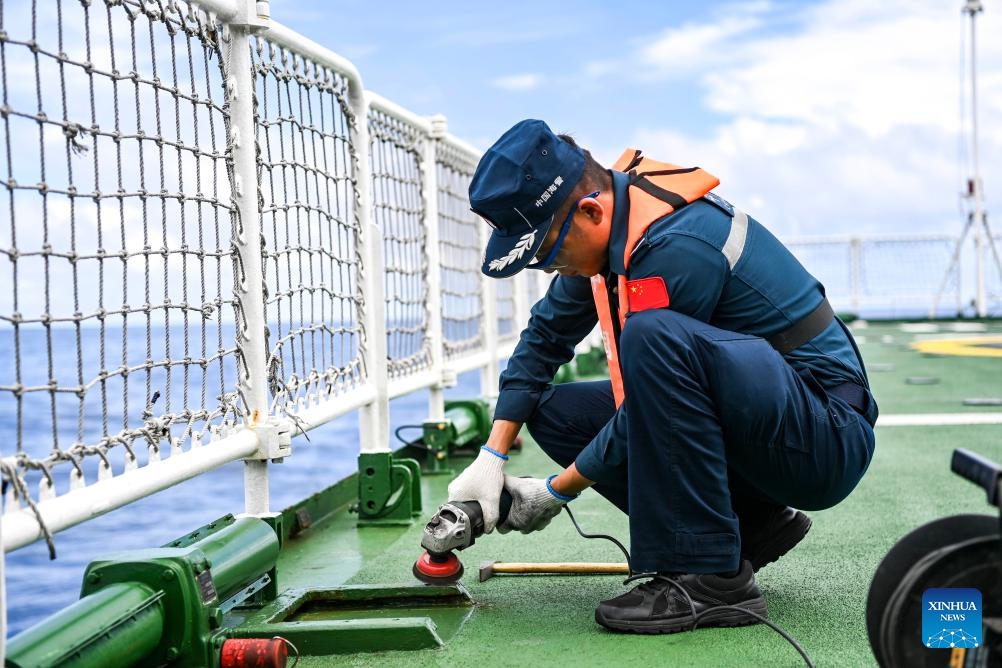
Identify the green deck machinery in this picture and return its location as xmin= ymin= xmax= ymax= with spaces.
xmin=419 ymin=398 xmax=493 ymax=474
xmin=7 ymin=515 xmax=281 ymax=668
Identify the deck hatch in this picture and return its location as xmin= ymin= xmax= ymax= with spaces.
xmin=230 ymin=584 xmax=475 ymax=655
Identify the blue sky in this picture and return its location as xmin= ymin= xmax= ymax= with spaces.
xmin=274 ymin=0 xmax=1002 ymax=239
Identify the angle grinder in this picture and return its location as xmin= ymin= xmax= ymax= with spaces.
xmin=412 ymin=488 xmax=513 ymax=584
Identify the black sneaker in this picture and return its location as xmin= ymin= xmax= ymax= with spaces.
xmin=741 ymin=507 xmax=812 ymax=572
xmin=594 ymin=560 xmax=767 ymax=634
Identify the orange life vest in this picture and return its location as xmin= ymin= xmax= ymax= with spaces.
xmin=592 ymin=149 xmax=719 ymax=407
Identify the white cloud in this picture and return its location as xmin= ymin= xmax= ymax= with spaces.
xmin=705 ymin=10 xmax=960 ymax=137
xmin=638 ymin=13 xmax=764 ymax=75
xmin=715 ymin=118 xmax=809 ymax=157
xmin=611 ymin=0 xmax=1002 ymax=238
xmin=492 ymin=74 xmax=544 ymax=91
xmin=630 ymin=121 xmax=963 ymax=238
xmin=585 ymin=1 xmax=771 ymax=81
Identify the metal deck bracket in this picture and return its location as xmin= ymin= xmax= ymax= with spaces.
xmin=356 ymin=452 xmax=423 ymax=525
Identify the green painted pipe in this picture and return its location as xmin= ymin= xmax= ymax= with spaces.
xmin=7 ymin=517 xmax=279 ymax=668
xmin=6 ymin=582 xmax=164 ymax=668
xmin=190 ymin=516 xmax=279 ymax=602
xmin=445 ymin=404 xmax=480 ymax=447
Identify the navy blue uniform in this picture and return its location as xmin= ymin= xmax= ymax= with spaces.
xmin=495 ymin=169 xmax=877 ymax=574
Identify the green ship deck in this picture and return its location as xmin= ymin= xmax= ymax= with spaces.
xmin=241 ymin=320 xmax=1002 ymax=668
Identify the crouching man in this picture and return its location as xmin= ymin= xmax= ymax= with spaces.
xmin=448 ymin=119 xmax=877 ymax=634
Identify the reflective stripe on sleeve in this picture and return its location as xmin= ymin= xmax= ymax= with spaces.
xmin=721 ymin=207 xmax=748 ymax=270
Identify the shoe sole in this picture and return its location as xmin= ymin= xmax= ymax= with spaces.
xmin=595 ymin=596 xmax=768 ymax=635
xmin=747 ymin=511 xmax=812 ymax=572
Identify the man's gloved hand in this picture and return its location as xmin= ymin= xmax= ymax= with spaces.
xmin=497 ymin=474 xmax=576 ymax=535
xmin=446 ymin=446 xmax=508 ymax=533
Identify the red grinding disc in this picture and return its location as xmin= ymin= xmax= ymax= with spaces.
xmin=412 ymin=550 xmax=464 ymax=583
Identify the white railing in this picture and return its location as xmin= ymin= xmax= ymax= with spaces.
xmin=0 ymin=0 xmax=532 ymax=555
xmin=786 ymin=234 xmax=1002 ymax=318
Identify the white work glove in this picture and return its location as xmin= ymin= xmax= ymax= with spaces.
xmin=447 ymin=446 xmax=508 ymax=533
xmin=497 ymin=474 xmax=575 ymax=535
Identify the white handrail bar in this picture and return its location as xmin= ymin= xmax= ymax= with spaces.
xmin=2 ymin=430 xmax=260 ymax=552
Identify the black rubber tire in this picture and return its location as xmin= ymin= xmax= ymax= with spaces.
xmin=880 ymin=534 xmax=1000 ymax=667
xmin=865 ymin=514 xmax=998 ymax=666
xmin=865 ymin=528 xmax=997 ymax=668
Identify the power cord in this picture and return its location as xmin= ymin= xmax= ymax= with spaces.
xmin=563 ymin=505 xmax=815 ymax=668
xmin=394 ymin=424 xmax=434 ymax=452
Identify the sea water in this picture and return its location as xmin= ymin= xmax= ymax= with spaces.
xmin=2 ymin=325 xmax=486 ymax=637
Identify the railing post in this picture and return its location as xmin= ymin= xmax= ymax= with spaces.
xmin=850 ymin=237 xmax=861 ymax=314
xmin=354 ymin=94 xmax=423 ymax=525
xmin=425 ymin=115 xmax=449 ymax=421
xmin=354 ymin=99 xmax=390 ymax=456
xmin=513 ymin=272 xmax=531 ymax=338
xmin=223 ymin=2 xmax=273 ymax=516
xmin=957 ymin=241 xmax=965 ymax=316
xmin=480 ymin=228 xmax=500 ymax=398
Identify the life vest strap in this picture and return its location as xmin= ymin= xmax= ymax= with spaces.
xmin=617 ymin=275 xmax=628 ymax=329
xmin=629 ymin=175 xmax=689 ymax=211
xmin=620 ymin=149 xmax=643 ymax=172
xmin=590 ymin=275 xmax=625 ymax=408
xmin=633 ymin=167 xmax=702 ymax=177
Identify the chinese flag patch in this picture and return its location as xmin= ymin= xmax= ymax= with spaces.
xmin=626 ymin=277 xmax=670 ymax=313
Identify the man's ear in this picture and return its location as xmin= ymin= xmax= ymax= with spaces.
xmin=578 ymin=198 xmax=605 ymax=225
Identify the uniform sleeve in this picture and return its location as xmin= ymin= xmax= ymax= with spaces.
xmin=494 ymin=274 xmax=598 ymax=423
xmin=628 ymin=233 xmax=728 ymax=322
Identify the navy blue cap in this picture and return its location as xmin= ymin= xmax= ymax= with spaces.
xmin=470 ymin=119 xmax=585 ymax=278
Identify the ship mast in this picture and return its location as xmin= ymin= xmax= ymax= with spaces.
xmin=965 ymin=0 xmax=987 ymax=316
xmin=932 ymin=0 xmax=1002 ymax=318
